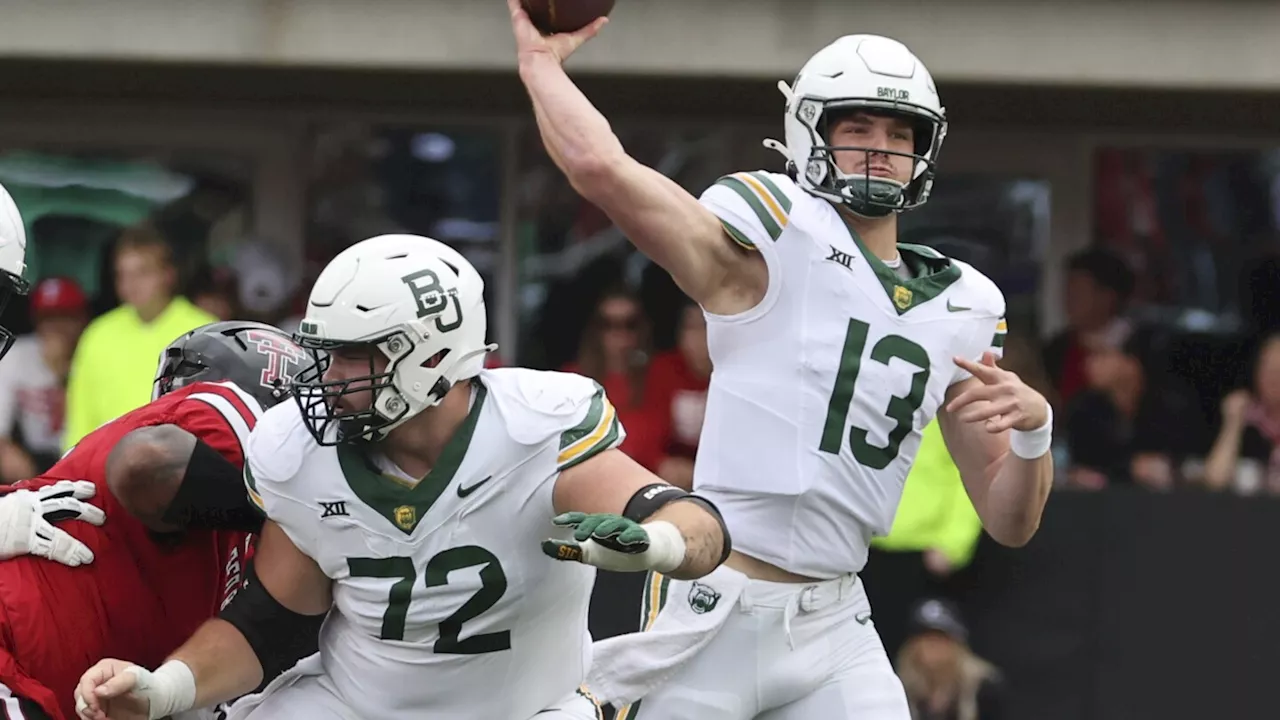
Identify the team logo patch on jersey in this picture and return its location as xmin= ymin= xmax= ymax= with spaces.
xmin=893 ymin=285 xmax=913 ymax=310
xmin=688 ymin=582 xmax=721 ymax=614
xmin=394 ymin=504 xmax=417 ymax=531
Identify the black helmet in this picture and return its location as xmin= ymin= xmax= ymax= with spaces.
xmin=153 ymin=321 xmax=312 ymax=410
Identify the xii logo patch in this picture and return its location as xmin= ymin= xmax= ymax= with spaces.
xmin=320 ymin=501 xmax=348 ymax=518
xmin=826 ymin=245 xmax=855 ymax=271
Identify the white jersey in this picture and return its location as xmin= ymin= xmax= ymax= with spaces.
xmin=694 ymin=171 xmax=1006 ymax=579
xmin=244 ymin=368 xmax=623 ymax=719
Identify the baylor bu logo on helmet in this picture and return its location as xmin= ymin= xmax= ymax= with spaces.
xmin=401 ymin=268 xmax=464 ymax=333
xmin=292 ymin=234 xmax=495 ymax=445
xmin=243 ymin=328 xmax=308 ymax=391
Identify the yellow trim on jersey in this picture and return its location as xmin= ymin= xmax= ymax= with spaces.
xmin=734 ymin=172 xmax=789 ymax=229
xmin=244 ymin=465 xmax=266 ymax=513
xmin=713 ymin=172 xmax=791 ymax=242
xmin=576 ymin=686 xmax=605 ymax=720
xmin=557 ymin=397 xmax=619 ymax=469
xmin=616 ymin=572 xmax=671 ymax=720
xmin=992 ymin=317 xmax=1008 ymax=349
xmin=719 ymin=218 xmax=758 ymax=251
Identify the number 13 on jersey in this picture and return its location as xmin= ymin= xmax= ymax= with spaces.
xmin=820 ymin=318 xmax=931 ymax=470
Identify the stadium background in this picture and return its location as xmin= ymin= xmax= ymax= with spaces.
xmin=2 ymin=1 xmax=1279 ymax=717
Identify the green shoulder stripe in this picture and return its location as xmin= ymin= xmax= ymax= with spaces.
xmin=746 ymin=171 xmax=793 ymax=213
xmin=559 ymin=385 xmax=606 ymax=451
xmin=559 ymin=413 xmax=621 ymax=471
xmin=558 ymin=384 xmax=623 ymax=470
xmin=715 ymin=174 xmax=785 ymax=241
xmin=244 ymin=464 xmax=266 ymax=515
xmin=719 ymin=218 xmax=756 ymax=250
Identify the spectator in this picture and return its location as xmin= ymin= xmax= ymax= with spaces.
xmin=0 ymin=278 xmax=88 ymax=481
xmin=865 ymin=420 xmax=983 ymax=657
xmin=1043 ymin=248 xmax=1140 ymax=407
xmin=898 ymin=598 xmax=1007 ymax=720
xmin=1063 ymin=344 xmax=1203 ymax=490
xmin=646 ymin=301 xmax=711 ymax=489
xmin=565 ymin=288 xmax=666 ymax=652
xmin=189 ymin=266 xmax=239 ymax=321
xmin=1205 ymin=333 xmax=1280 ymax=493
xmin=62 ymin=223 xmax=217 ymax=450
xmin=563 ymin=287 xmax=664 ymax=471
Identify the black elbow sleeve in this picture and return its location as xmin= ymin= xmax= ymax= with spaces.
xmin=623 ymin=483 xmax=732 ymax=565
xmin=162 ymin=438 xmax=264 ymax=533
xmin=219 ymin=561 xmax=326 ymax=687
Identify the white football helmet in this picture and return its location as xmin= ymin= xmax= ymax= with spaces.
xmin=292 ymin=234 xmax=493 ymax=444
xmin=0 ymin=183 xmax=29 ymax=359
xmin=767 ymin=34 xmax=947 ymax=218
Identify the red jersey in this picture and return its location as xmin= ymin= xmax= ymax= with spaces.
xmin=0 ymin=381 xmax=265 ymax=720
xmin=560 ymin=363 xmax=666 ymax=471
xmin=645 ymin=350 xmax=710 ymax=460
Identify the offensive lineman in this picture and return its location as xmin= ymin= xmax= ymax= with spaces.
xmin=509 ymin=3 xmax=1053 ymax=719
xmin=0 ymin=321 xmax=310 ymax=720
xmin=76 ymin=234 xmax=730 ymax=720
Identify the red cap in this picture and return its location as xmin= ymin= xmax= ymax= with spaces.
xmin=31 ymin=277 xmax=88 ymax=317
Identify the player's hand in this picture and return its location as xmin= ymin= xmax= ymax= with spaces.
xmin=947 ymin=352 xmax=1050 ymax=433
xmin=542 ymin=512 xmax=658 ymax=570
xmin=74 ymin=659 xmax=150 ymax=720
xmin=509 ymin=0 xmax=608 ymax=67
xmin=0 ymin=480 xmax=105 ymax=566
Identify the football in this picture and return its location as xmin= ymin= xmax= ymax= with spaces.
xmin=521 ymin=0 xmax=615 ymax=35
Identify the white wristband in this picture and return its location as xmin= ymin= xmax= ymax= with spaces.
xmin=640 ymin=520 xmax=687 ymax=573
xmin=1010 ymin=404 xmax=1054 ymax=460
xmin=126 ymin=659 xmax=197 ymax=720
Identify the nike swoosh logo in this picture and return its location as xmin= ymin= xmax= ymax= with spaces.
xmin=457 ymin=476 xmax=493 ymax=498
xmin=946 ymin=300 xmax=971 ymax=312
xmin=855 ymin=611 xmax=872 ymax=625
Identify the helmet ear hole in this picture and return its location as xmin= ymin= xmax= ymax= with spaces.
xmin=421 ymin=348 xmax=451 ymax=370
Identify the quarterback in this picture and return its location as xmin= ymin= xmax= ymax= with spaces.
xmin=510 ymin=2 xmax=1053 ymax=719
xmin=76 ymin=234 xmax=730 ymax=720
xmin=0 ymin=321 xmax=308 ymax=720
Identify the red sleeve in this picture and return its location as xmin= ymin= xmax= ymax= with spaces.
xmin=644 ymin=351 xmax=683 ymax=418
xmin=173 ymin=382 xmax=265 ymax=468
xmin=0 ymin=476 xmax=62 ymax=495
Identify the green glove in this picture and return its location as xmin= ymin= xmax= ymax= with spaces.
xmin=541 ymin=512 xmax=651 ymax=564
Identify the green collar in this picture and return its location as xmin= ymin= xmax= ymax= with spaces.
xmin=337 ymin=381 xmax=488 ymax=535
xmin=836 ymin=209 xmax=960 ymax=315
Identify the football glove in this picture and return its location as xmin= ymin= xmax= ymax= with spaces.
xmin=0 ymin=480 xmax=105 ymax=567
xmin=542 ymin=512 xmax=686 ymax=573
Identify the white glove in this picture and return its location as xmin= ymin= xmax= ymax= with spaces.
xmin=0 ymin=480 xmax=105 ymax=566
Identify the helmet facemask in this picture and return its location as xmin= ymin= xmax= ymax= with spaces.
xmin=293 ymin=329 xmax=431 ymax=446
xmin=0 ymin=270 xmax=29 ymax=361
xmin=793 ymin=97 xmax=945 ymax=218
xmin=292 ymin=324 xmax=489 ymax=447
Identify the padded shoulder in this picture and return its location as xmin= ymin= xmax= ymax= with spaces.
xmin=948 ymin=259 xmax=1007 ymax=319
xmin=480 ymin=368 xmax=625 ymax=470
xmin=243 ymin=402 xmax=318 ymax=512
xmin=698 ymin=170 xmax=802 ymax=250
